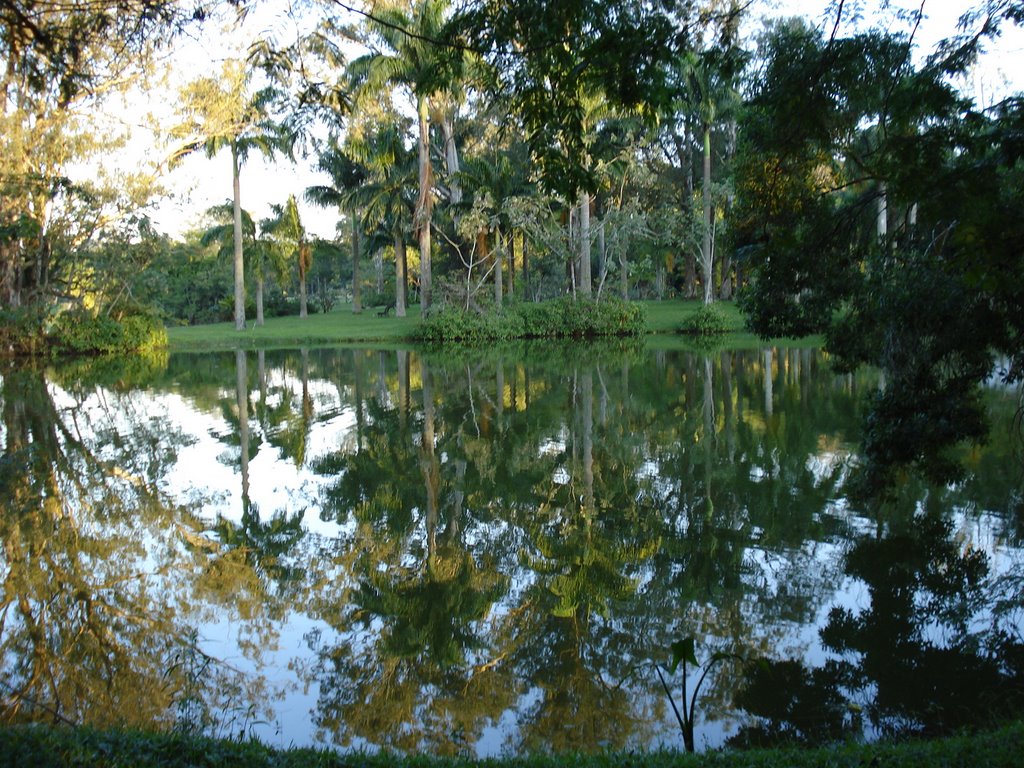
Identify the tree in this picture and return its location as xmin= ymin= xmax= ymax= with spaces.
xmin=454 ymin=0 xmax=679 ymax=203
xmin=307 ymin=141 xmax=368 ymax=313
xmin=348 ymin=0 xmax=463 ymax=315
xmin=734 ymin=8 xmax=1024 ymax=497
xmin=345 ymin=123 xmax=417 ymax=317
xmin=1 ymin=0 xmax=190 ymax=320
xmin=200 ymin=202 xmax=279 ymax=326
xmin=262 ymin=195 xmax=312 ymax=318
xmin=175 ymin=60 xmax=289 ymax=331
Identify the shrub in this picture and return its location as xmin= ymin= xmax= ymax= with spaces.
xmin=48 ymin=310 xmax=167 ymax=356
xmin=678 ymin=303 xmax=730 ymax=336
xmin=0 ymin=307 xmax=46 ymax=356
xmin=415 ymin=297 xmax=645 ymax=343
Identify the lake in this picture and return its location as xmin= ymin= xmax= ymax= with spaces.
xmin=1 ymin=342 xmax=1021 ymax=755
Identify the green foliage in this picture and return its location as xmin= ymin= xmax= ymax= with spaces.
xmin=4 ymin=721 xmax=1023 ymax=767
xmin=47 ymin=311 xmax=167 ymax=356
xmin=415 ymin=298 xmax=645 ymax=343
xmin=734 ymin=16 xmax=1024 ymax=498
xmin=677 ymin=304 xmax=729 ymax=336
xmin=0 ymin=307 xmax=47 ymax=356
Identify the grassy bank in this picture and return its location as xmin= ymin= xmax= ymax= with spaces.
xmin=165 ymin=300 xmax=753 ymax=352
xmin=2 ymin=722 xmax=1021 ymax=768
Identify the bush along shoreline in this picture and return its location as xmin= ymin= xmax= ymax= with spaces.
xmin=2 ymin=721 xmax=1022 ymax=768
xmin=414 ymin=297 xmax=646 ymax=343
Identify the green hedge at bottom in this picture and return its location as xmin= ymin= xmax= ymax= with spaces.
xmin=1 ymin=722 xmax=1022 ymax=768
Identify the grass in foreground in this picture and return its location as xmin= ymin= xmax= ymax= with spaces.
xmin=165 ymin=299 xmax=761 ymax=352
xmin=2 ymin=722 xmax=1021 ymax=768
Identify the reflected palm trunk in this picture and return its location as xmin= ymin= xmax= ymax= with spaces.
xmin=582 ymin=369 xmax=595 ymax=514
xmin=703 ymin=356 xmax=715 ymax=518
xmin=353 ymin=350 xmax=365 ymax=452
xmin=377 ymin=351 xmax=388 ymax=406
xmin=496 ymin=358 xmax=505 ymax=423
xmin=397 ymin=349 xmax=410 ymax=429
xmin=420 ymin=360 xmax=440 ymax=560
xmin=236 ymin=349 xmax=250 ymax=507
xmin=721 ymin=352 xmax=735 ymax=462
xmin=763 ymin=348 xmax=774 ymax=417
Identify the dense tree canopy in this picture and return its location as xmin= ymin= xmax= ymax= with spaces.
xmin=1 ymin=0 xmax=1021 ymax=496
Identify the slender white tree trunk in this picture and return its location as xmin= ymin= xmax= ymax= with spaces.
xmin=352 ymin=207 xmax=362 ymax=314
xmin=495 ymin=228 xmax=503 ymax=308
xmin=417 ymin=95 xmax=433 ymax=312
xmin=232 ymin=142 xmax=246 ymax=330
xmin=255 ymin=274 xmax=264 ymax=326
xmin=877 ymin=182 xmax=888 ymax=240
xmin=395 ymin=229 xmax=407 ymax=317
xmin=579 ymin=190 xmax=592 ymax=297
xmin=701 ymin=123 xmax=714 ymax=305
xmin=442 ymin=115 xmax=461 ymax=206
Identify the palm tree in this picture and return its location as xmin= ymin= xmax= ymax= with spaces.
xmin=201 ymin=202 xmax=277 ymax=326
xmin=679 ymin=44 xmax=742 ymax=305
xmin=262 ymin=195 xmax=311 ymax=318
xmin=176 ymin=60 xmax=290 ymax=330
xmin=346 ymin=124 xmax=417 ymax=317
xmin=307 ymin=141 xmax=368 ymax=313
xmin=457 ymin=150 xmax=534 ymax=309
xmin=347 ymin=0 xmax=461 ymax=314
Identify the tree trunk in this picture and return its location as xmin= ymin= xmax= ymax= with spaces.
xmin=298 ymin=249 xmax=308 ymax=319
xmin=395 ymin=228 xmax=407 ymax=317
xmin=523 ymin=235 xmax=531 ymax=300
xmin=352 ymin=207 xmax=362 ymax=314
xmin=231 ymin=142 xmax=246 ymax=331
xmin=702 ymin=122 xmax=714 ymax=305
xmin=579 ymin=190 xmax=592 ymax=297
xmin=236 ymin=349 xmax=249 ymax=504
xmin=877 ymin=182 xmax=888 ymax=240
xmin=417 ymin=95 xmax=433 ymax=313
xmin=507 ymin=231 xmax=515 ymax=297
xmin=621 ymin=246 xmax=629 ymax=300
xmin=494 ymin=227 xmax=503 ymax=309
xmin=719 ymin=251 xmax=733 ymax=300
xmin=441 ymin=115 xmax=461 ymax=207
xmin=255 ymin=274 xmax=265 ymax=326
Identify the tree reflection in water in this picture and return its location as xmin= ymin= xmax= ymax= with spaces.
xmin=1 ymin=344 xmax=1020 ymax=754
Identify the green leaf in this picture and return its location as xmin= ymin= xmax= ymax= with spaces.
xmin=669 ymin=636 xmax=698 ymax=673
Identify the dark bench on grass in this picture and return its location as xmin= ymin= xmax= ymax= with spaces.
xmin=376 ymin=304 xmax=394 ymax=317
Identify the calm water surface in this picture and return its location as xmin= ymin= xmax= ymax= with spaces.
xmin=1 ymin=343 xmax=1021 ymax=754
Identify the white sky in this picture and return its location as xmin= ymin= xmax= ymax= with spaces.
xmin=127 ymin=0 xmax=1023 ymax=241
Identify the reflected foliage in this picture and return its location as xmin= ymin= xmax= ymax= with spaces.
xmin=2 ymin=343 xmax=1022 ymax=755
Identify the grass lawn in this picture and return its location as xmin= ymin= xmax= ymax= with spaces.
xmin=166 ymin=303 xmax=423 ymax=351
xmin=165 ymin=299 xmax=796 ymax=353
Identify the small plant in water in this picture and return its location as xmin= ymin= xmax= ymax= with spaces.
xmin=656 ymin=636 xmax=739 ymax=752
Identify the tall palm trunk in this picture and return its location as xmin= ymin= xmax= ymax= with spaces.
xmin=395 ymin=228 xmax=407 ymax=317
xmin=494 ymin=227 xmax=503 ymax=308
xmin=298 ymin=242 xmax=310 ymax=318
xmin=579 ymin=190 xmax=592 ymax=297
xmin=255 ymin=274 xmax=265 ymax=326
xmin=231 ymin=142 xmax=246 ymax=330
xmin=352 ymin=207 xmax=362 ymax=314
xmin=701 ymin=122 xmax=714 ymax=305
xmin=417 ymin=95 xmax=433 ymax=312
